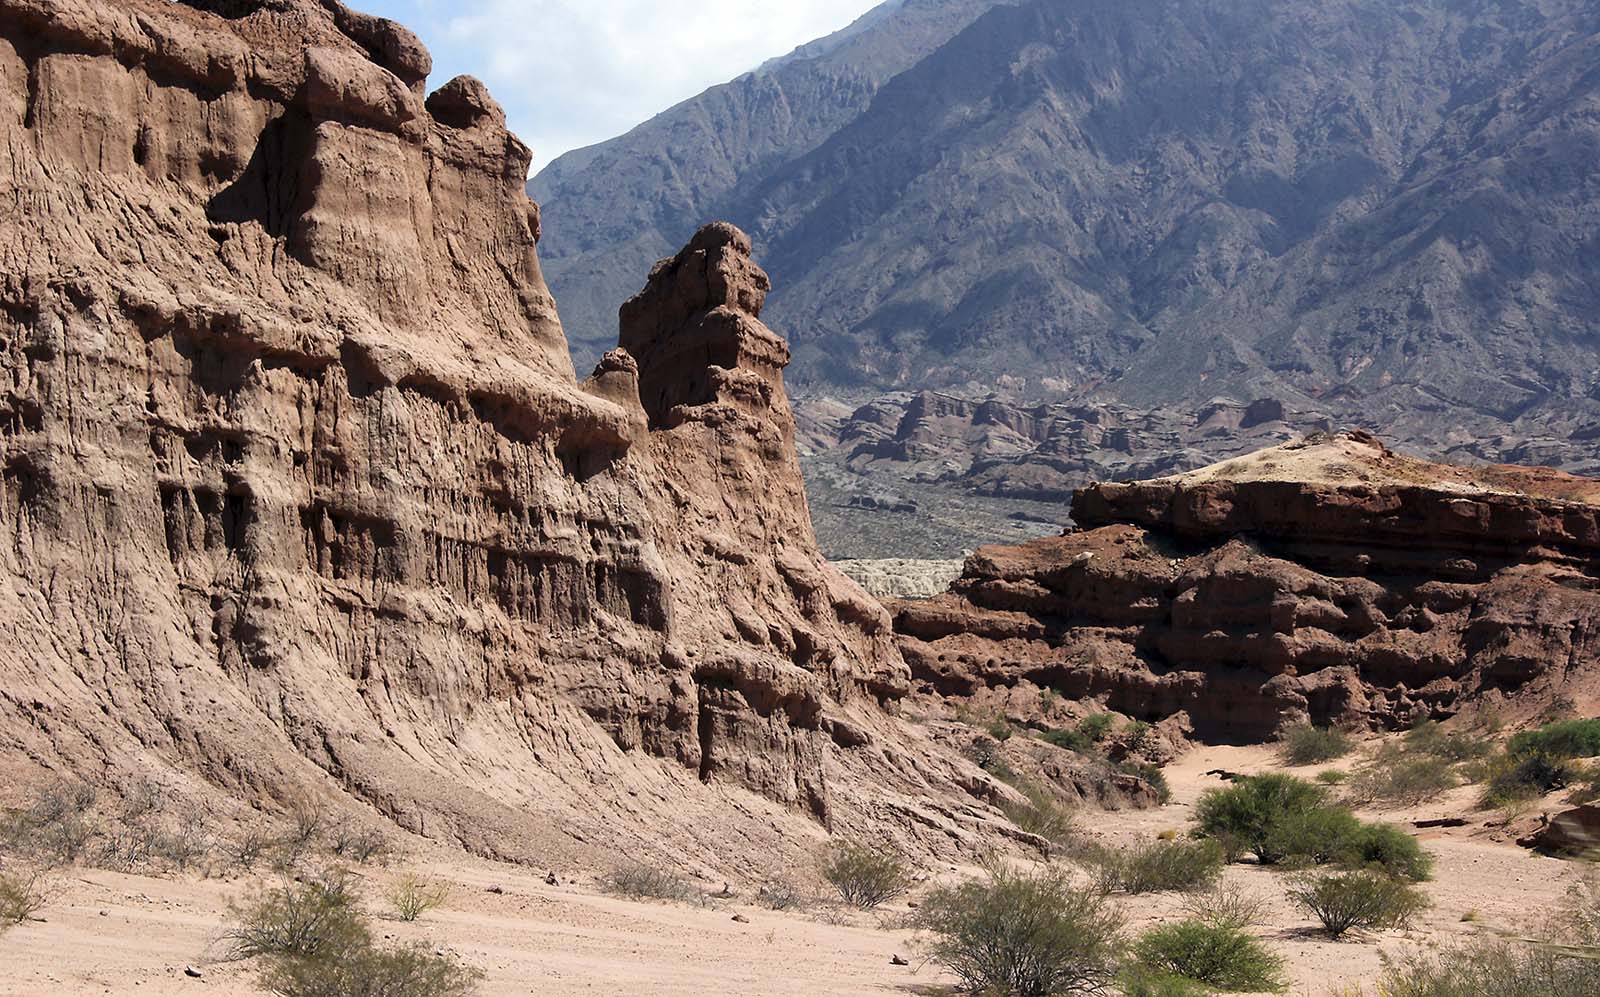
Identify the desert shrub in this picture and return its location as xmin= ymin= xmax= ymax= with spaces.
xmin=1403 ymin=721 xmax=1494 ymax=763
xmin=599 ymin=863 xmax=699 ymax=904
xmin=1088 ymin=839 xmax=1223 ymax=895
xmin=229 ymin=825 xmax=278 ymax=873
xmin=1131 ymin=919 xmax=1286 ymax=992
xmin=1262 ymin=804 xmax=1362 ymax=866
xmin=0 ymin=866 xmax=48 ymax=930
xmin=388 ymin=874 xmax=450 ymax=922
xmin=998 ymin=779 xmax=1080 ymax=850
xmin=330 ymin=824 xmax=393 ymax=866
xmin=916 ymin=862 xmax=1122 ymax=997
xmin=1124 ymin=720 xmax=1154 ymax=753
xmin=223 ymin=869 xmax=367 ymax=961
xmin=1347 ymin=753 xmax=1457 ymax=806
xmin=1482 ymin=751 xmax=1579 ymax=807
xmin=1372 ymin=940 xmax=1600 ymax=997
xmin=1193 ymin=774 xmax=1328 ymax=864
xmin=755 ymin=880 xmax=809 ymax=912
xmin=1508 ymin=719 xmax=1600 ymax=761
xmin=261 ymin=941 xmax=482 ymax=997
xmin=1181 ymin=884 xmax=1270 ymax=931
xmin=1317 ymin=769 xmax=1350 ymax=785
xmin=1080 ymin=714 xmax=1115 ymax=743
xmin=1281 ymin=725 xmax=1354 ymax=766
xmin=1040 ymin=727 xmax=1091 ymax=752
xmin=1340 ymin=822 xmax=1433 ymax=882
xmin=821 ymin=842 xmax=912 ymax=910
xmin=1287 ymin=870 xmax=1428 ymax=939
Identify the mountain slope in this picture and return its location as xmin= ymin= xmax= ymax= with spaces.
xmin=528 ymin=0 xmax=1008 ymax=362
xmin=533 ymin=0 xmax=1600 ymax=466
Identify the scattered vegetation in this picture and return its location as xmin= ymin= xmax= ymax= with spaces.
xmin=1317 ymin=769 xmax=1350 ymax=785
xmin=1130 ymin=918 xmax=1286 ymax=993
xmin=224 ymin=869 xmax=480 ymax=997
xmin=1350 ymin=875 xmax=1600 ymax=996
xmin=916 ymin=861 xmax=1123 ymax=997
xmin=1346 ymin=746 xmax=1456 ymax=808
xmin=388 ymin=874 xmax=450 ymax=922
xmin=1506 ymin=719 xmax=1600 ymax=761
xmin=1281 ymin=725 xmax=1355 ymax=766
xmin=1088 ymin=839 xmax=1224 ymax=895
xmin=820 ymin=841 xmax=912 ymax=910
xmin=1287 ymin=870 xmax=1428 ymax=939
xmin=1119 ymin=762 xmax=1174 ymax=805
xmin=598 ymin=863 xmax=700 ymax=905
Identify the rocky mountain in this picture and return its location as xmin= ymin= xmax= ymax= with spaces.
xmin=534 ymin=0 xmax=1600 ymax=540
xmin=893 ymin=431 xmax=1600 ymax=741
xmin=1 ymin=0 xmax=1044 ymax=872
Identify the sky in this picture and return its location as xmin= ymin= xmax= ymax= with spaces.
xmin=358 ymin=1 xmax=885 ymax=174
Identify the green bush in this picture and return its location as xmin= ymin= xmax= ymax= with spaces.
xmin=1263 ymin=804 xmax=1362 ymax=866
xmin=1508 ymin=719 xmax=1600 ymax=761
xmin=1287 ymin=870 xmax=1428 ymax=939
xmin=1088 ymin=839 xmax=1223 ymax=895
xmin=1131 ymin=919 xmax=1286 ymax=992
xmin=1181 ymin=884 xmax=1269 ymax=931
xmin=1118 ymin=966 xmax=1210 ymax=996
xmin=1040 ymin=727 xmax=1091 ymax=752
xmin=916 ymin=862 xmax=1122 ymax=997
xmin=1341 ymin=822 xmax=1433 ymax=882
xmin=1080 ymin=714 xmax=1115 ymax=743
xmin=1281 ymin=725 xmax=1354 ymax=766
xmin=1482 ymin=752 xmax=1579 ymax=808
xmin=820 ymin=841 xmax=912 ymax=910
xmin=1317 ymin=769 xmax=1350 ymax=785
xmin=1193 ymin=774 xmax=1329 ymax=864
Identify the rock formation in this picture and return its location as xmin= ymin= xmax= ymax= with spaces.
xmin=893 ymin=432 xmax=1600 ymax=740
xmin=0 ymin=0 xmax=998 ymax=872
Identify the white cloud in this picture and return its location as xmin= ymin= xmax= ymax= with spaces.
xmin=371 ymin=0 xmax=883 ymax=172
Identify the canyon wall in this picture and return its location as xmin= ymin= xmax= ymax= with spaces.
xmin=0 ymin=0 xmax=988 ymax=871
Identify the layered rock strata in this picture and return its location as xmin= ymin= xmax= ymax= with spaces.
xmin=0 ymin=0 xmax=989 ymax=870
xmin=893 ymin=432 xmax=1600 ymax=740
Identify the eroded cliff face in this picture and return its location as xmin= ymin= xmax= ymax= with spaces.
xmin=894 ymin=432 xmax=1600 ymax=741
xmin=0 ymin=0 xmax=979 ymax=870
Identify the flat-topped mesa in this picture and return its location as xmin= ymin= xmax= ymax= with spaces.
xmin=619 ymin=222 xmax=790 ymax=427
xmin=1073 ymin=430 xmax=1600 ymax=574
xmin=893 ymin=431 xmax=1600 ymax=740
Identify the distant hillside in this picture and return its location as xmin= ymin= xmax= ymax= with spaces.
xmin=533 ymin=0 xmax=1600 ymax=471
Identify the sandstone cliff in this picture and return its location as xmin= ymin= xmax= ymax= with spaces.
xmin=0 ymin=0 xmax=1002 ymax=872
xmin=893 ymin=432 xmax=1600 ymax=741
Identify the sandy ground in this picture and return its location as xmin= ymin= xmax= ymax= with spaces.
xmin=2 ymin=741 xmax=1584 ymax=996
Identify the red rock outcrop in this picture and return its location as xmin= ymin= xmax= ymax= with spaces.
xmin=0 ymin=0 xmax=989 ymax=871
xmin=893 ymin=432 xmax=1600 ymax=740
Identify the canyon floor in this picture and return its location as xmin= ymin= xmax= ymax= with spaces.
xmin=1 ymin=741 xmax=1578 ymax=997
